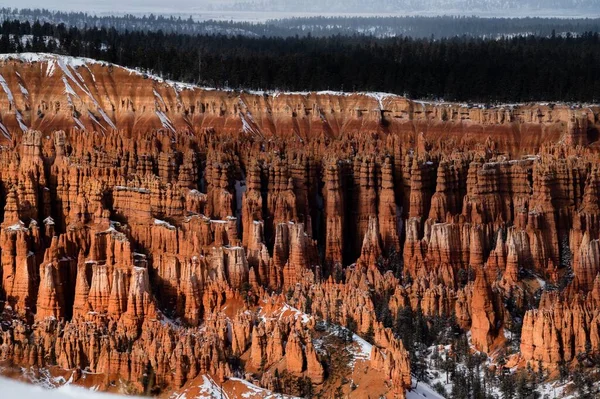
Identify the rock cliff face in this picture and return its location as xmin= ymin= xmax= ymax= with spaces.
xmin=1 ymin=53 xmax=600 ymax=397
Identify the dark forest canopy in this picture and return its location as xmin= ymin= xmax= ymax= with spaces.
xmin=3 ymin=8 xmax=600 ymax=39
xmin=2 ymin=19 xmax=600 ymax=103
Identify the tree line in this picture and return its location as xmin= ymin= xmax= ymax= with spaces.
xmin=4 ymin=8 xmax=600 ymax=39
xmin=2 ymin=19 xmax=600 ymax=103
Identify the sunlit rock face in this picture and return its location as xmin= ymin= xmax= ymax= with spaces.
xmin=0 ymin=53 xmax=599 ymax=398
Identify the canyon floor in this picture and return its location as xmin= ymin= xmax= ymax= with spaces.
xmin=0 ymin=53 xmax=599 ymax=398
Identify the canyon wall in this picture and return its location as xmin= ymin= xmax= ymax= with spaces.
xmin=0 ymin=53 xmax=600 ymax=397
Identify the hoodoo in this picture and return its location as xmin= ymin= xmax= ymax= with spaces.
xmin=0 ymin=53 xmax=600 ymax=398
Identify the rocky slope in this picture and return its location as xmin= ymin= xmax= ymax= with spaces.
xmin=0 ymin=53 xmax=599 ymax=398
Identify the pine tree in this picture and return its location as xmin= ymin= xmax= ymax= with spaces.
xmin=499 ymin=373 xmax=516 ymax=399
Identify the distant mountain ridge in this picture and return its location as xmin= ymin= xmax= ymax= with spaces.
xmin=4 ymin=0 xmax=599 ymax=16
xmin=3 ymin=8 xmax=600 ymax=40
xmin=226 ymin=0 xmax=599 ymax=13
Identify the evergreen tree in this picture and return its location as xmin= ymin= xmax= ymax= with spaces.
xmin=2 ymin=19 xmax=600 ymax=102
xmin=393 ymin=307 xmax=417 ymax=364
xmin=499 ymin=373 xmax=516 ymax=399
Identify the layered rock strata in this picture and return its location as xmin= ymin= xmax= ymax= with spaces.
xmin=0 ymin=54 xmax=599 ymax=397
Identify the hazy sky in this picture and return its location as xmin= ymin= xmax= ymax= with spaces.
xmin=3 ymin=0 xmax=599 ymax=18
xmin=4 ymin=0 xmax=228 ymax=14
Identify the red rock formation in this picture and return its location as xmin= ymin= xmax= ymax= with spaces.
xmin=107 ymin=267 xmax=128 ymax=317
xmin=324 ymin=161 xmax=344 ymax=266
xmin=500 ymin=237 xmax=519 ymax=288
xmin=2 ymin=54 xmax=600 ymax=398
xmin=429 ymin=157 xmax=469 ymax=222
xmin=72 ymin=260 xmax=91 ymax=318
xmin=305 ymin=340 xmax=324 ymax=384
xmin=124 ymin=266 xmax=157 ymax=325
xmin=35 ymin=264 xmax=62 ymax=320
xmin=358 ymin=216 xmax=382 ymax=268
xmin=470 ymin=270 xmax=498 ymax=352
xmin=285 ymin=329 xmax=305 ymax=374
xmin=267 ymin=323 xmax=285 ymax=365
xmin=242 ymin=162 xmax=263 ymax=249
xmin=0 ymin=53 xmax=592 ymax=156
xmin=573 ymin=232 xmax=600 ymax=292
xmin=266 ymin=160 xmax=297 ymax=231
xmin=250 ymin=323 xmax=267 ymax=369
xmin=370 ymin=322 xmax=412 ymax=399
xmin=408 ymin=158 xmax=436 ymax=224
xmin=223 ymin=246 xmax=250 ymax=290
xmin=379 ymin=157 xmax=401 ymax=254
xmin=88 ymin=263 xmax=111 ymax=314
xmin=485 ymin=229 xmax=506 ymax=283
xmin=520 ymin=287 xmax=600 ymax=367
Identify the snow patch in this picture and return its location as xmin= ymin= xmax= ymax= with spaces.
xmin=349 ymin=333 xmax=373 ymax=366
xmin=279 ymin=303 xmax=311 ymax=324
xmin=73 ymin=117 xmax=85 ymax=130
xmin=228 ymin=377 xmax=301 ymax=399
xmin=171 ymin=375 xmax=229 ymax=399
xmin=62 ymin=77 xmax=78 ymax=97
xmin=240 ymin=111 xmax=261 ymax=136
xmin=114 ymin=185 xmax=150 ymax=194
xmin=366 ymin=92 xmax=394 ymax=109
xmin=406 ymin=380 xmax=446 ymax=399
xmin=154 ymin=218 xmax=176 ymax=230
xmin=156 ymin=110 xmax=176 ymax=132
xmin=46 ymin=59 xmax=57 ymax=76
xmin=0 ymin=74 xmax=15 ymax=103
xmin=0 ymin=121 xmax=10 ymax=139
xmin=153 ymin=88 xmax=167 ymax=108
xmin=535 ymin=276 xmax=547 ymax=289
xmin=323 ymin=322 xmax=373 ymax=369
xmin=16 ymin=110 xmax=28 ymax=132
xmin=6 ymin=221 xmax=27 ymax=231
xmin=19 ymin=83 xmax=28 ymax=96
xmin=97 ymin=108 xmax=117 ymax=130
xmin=0 ymin=375 xmax=141 ymax=398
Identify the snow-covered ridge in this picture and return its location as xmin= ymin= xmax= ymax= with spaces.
xmin=3 ymin=52 xmax=593 ymax=110
xmin=1 ymin=52 xmax=402 ymax=103
xmin=0 ymin=52 xmax=198 ymax=93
